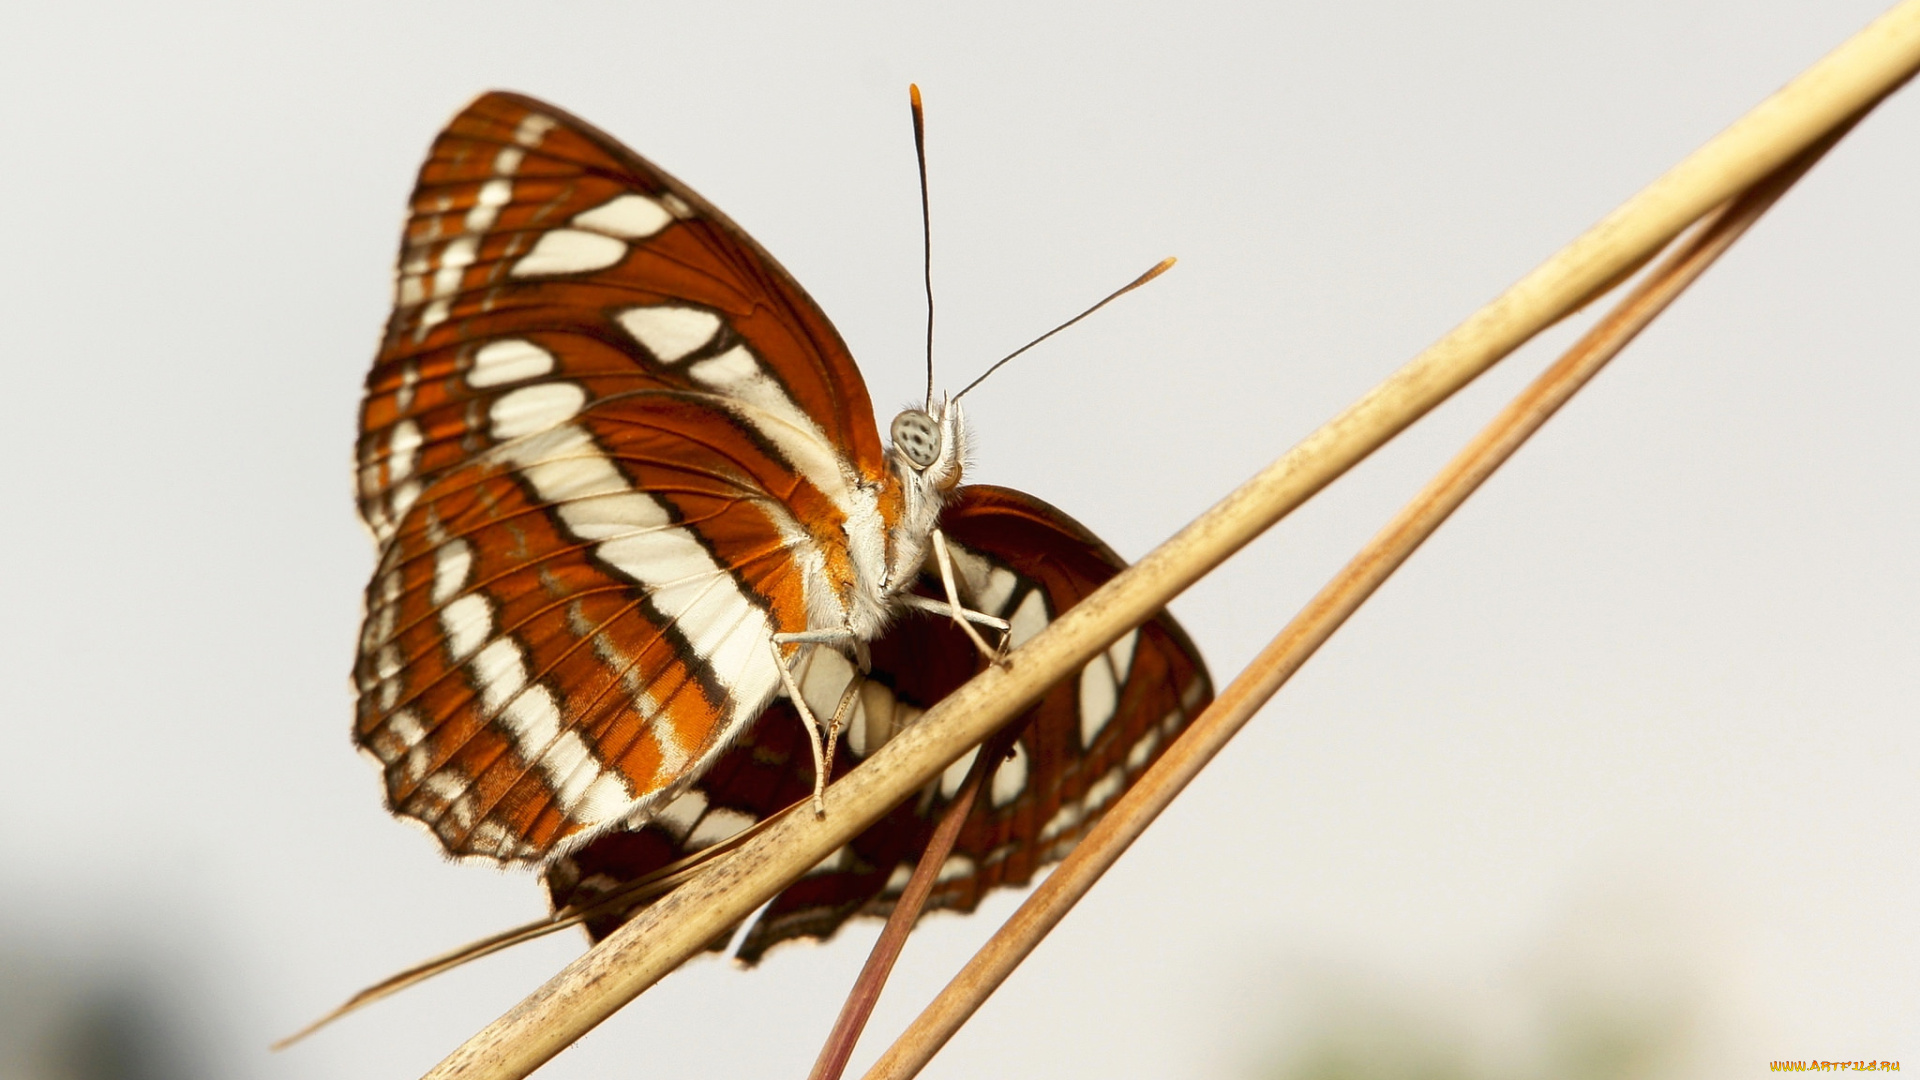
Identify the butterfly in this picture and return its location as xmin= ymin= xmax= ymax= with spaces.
xmin=353 ymin=91 xmax=1211 ymax=960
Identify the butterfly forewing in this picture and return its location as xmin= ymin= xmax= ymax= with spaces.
xmin=545 ymin=486 xmax=1213 ymax=961
xmin=354 ymin=92 xmax=894 ymax=863
xmin=358 ymin=93 xmax=882 ymax=531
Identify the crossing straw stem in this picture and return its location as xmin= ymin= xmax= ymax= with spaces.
xmin=422 ymin=5 xmax=1920 ymax=1078
xmin=858 ymin=119 xmax=1856 ymax=1080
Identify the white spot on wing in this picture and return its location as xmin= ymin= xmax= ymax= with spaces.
xmin=510 ymin=229 xmax=627 ymax=277
xmin=1007 ymin=589 xmax=1049 ymax=649
xmin=595 ymin=525 xmax=766 ymax=693
xmin=469 ymin=338 xmax=555 ymax=388
xmin=432 ymin=539 xmax=473 ymax=605
xmin=441 ymin=594 xmax=492 ymax=660
xmin=1040 ymin=802 xmax=1084 ymax=842
xmin=418 ymin=298 xmax=450 ymax=335
xmin=514 ymin=435 xmax=628 ymax=506
xmin=423 ymin=770 xmax=468 ymax=804
xmin=472 ymin=638 xmax=528 ymax=713
xmin=376 ymin=708 xmax=433 ymax=784
xmin=935 ymin=855 xmax=975 ymax=883
xmin=476 ymin=177 xmax=513 ymax=210
xmin=431 ymin=236 xmax=476 ymax=303
xmin=686 ymin=807 xmax=755 ymax=850
xmin=386 ymin=708 xmax=424 ymax=746
xmin=514 ymin=113 xmax=556 ymax=146
xmin=1126 ymin=727 xmax=1161 ymax=772
xmin=1182 ymin=676 xmax=1206 ymax=712
xmin=793 ymin=647 xmax=856 ymax=729
xmin=376 ymin=667 xmax=401 ymax=711
xmin=424 ymin=768 xmax=468 ymax=810
xmin=943 ymin=544 xmax=992 ymax=600
xmin=540 ymin=734 xmax=593 ymax=799
xmin=990 ymin=741 xmax=1029 ymax=807
xmin=560 ymin=492 xmax=668 ymax=540
xmin=617 ymin=306 xmax=722 ymax=364
xmin=1108 ymin=629 xmax=1139 ymax=684
xmin=397 ymin=363 xmax=419 ymax=414
xmin=978 ymin=566 xmax=1019 ymax=617
xmin=1083 ymin=766 xmax=1125 ymax=814
xmin=686 ymin=346 xmax=756 ymax=384
xmin=1078 ymin=655 xmax=1119 ymax=748
xmin=389 ymin=478 xmax=421 ymax=523
xmin=547 ymin=734 xmax=633 ymax=822
xmin=444 ymin=789 xmax=478 ymax=830
xmin=940 ymin=747 xmax=979 ymax=799
xmin=387 ymin=420 xmax=422 ymax=483
xmin=375 ymin=644 xmax=402 ymax=683
xmin=654 ymin=717 xmax=690 ymax=776
xmin=653 ymin=789 xmax=707 ymax=841
xmin=470 ymin=820 xmax=511 ymax=853
xmin=685 ymin=345 xmax=851 ymax=507
xmin=489 ymin=382 xmax=585 ymax=440
xmin=365 ymin=600 xmax=397 ymax=651
xmin=848 ymin=679 xmax=901 ymax=758
xmin=573 ymin=194 xmax=673 ymax=239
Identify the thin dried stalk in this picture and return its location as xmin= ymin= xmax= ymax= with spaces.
xmin=807 ymin=726 xmax=1017 ymax=1080
xmin=420 ymin=6 xmax=1920 ymax=1078
xmin=857 ymin=118 xmax=1857 ymax=1080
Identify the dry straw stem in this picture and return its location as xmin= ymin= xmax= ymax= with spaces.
xmin=858 ymin=118 xmax=1858 ymax=1080
xmin=421 ymin=6 xmax=1920 ymax=1079
xmin=807 ymin=725 xmax=1017 ymax=1080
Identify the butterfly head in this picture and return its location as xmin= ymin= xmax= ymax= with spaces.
xmin=887 ymin=398 xmax=965 ymax=493
xmin=874 ymin=398 xmax=966 ymax=603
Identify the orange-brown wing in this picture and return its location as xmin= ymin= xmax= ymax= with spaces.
xmin=544 ymin=485 xmax=1213 ymax=961
xmin=357 ymin=91 xmax=883 ymax=543
xmin=354 ymin=92 xmax=885 ymax=864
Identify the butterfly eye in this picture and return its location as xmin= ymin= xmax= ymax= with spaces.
xmin=890 ymin=410 xmax=940 ymax=469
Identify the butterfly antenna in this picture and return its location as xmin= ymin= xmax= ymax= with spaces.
xmin=911 ymin=84 xmax=935 ymax=412
xmin=953 ymin=257 xmax=1177 ymax=402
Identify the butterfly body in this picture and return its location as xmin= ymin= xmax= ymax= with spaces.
xmin=355 ymin=92 xmax=1209 ymax=954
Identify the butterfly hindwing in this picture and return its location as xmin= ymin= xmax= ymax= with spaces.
xmin=544 ymin=485 xmax=1213 ymax=961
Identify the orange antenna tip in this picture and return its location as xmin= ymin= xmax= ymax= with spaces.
xmin=1130 ymin=257 xmax=1177 ymax=289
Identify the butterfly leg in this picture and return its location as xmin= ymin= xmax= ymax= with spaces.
xmin=898 ymin=591 xmax=1010 ymax=639
xmin=769 ymin=630 xmax=868 ymax=815
xmin=820 ymin=674 xmax=865 ymax=795
xmin=928 ymin=528 xmax=1011 ymax=663
xmin=768 ymin=638 xmax=831 ymax=814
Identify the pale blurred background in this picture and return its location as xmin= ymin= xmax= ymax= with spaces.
xmin=0 ymin=2 xmax=1913 ymax=1078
